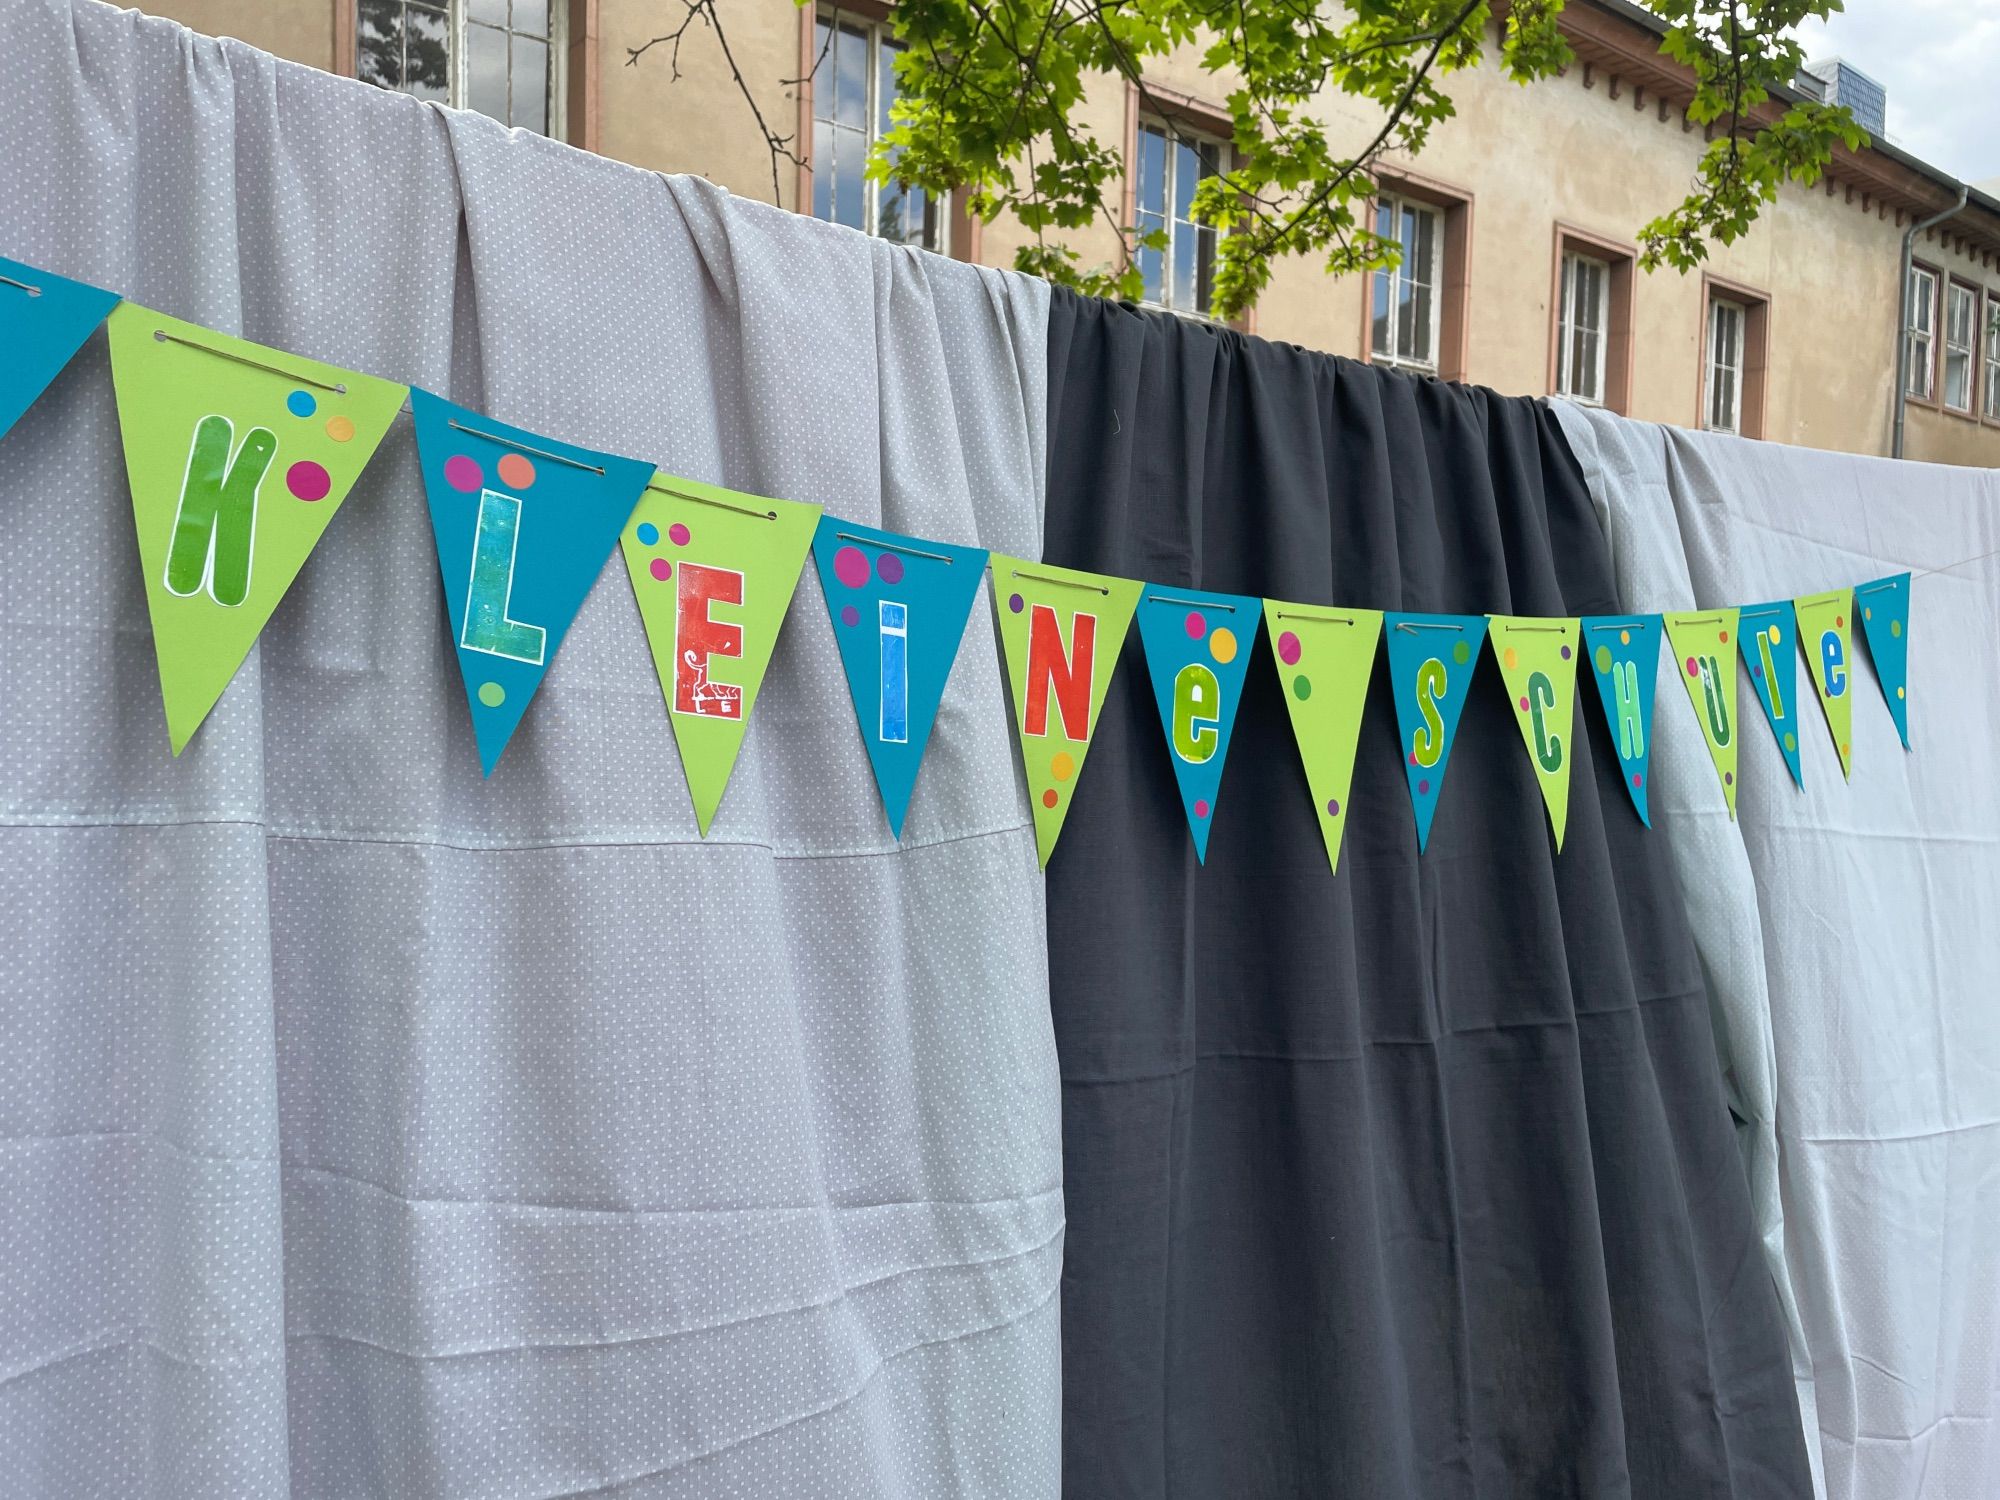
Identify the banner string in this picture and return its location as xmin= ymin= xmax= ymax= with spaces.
xmin=446 ymin=418 xmax=604 ymax=474
xmin=1148 ymin=593 xmax=1236 ymax=611
xmin=1272 ymin=608 xmax=1354 ymax=624
xmin=0 ymin=272 xmax=41 ymax=297
xmin=1003 ymin=566 xmax=1109 ymax=596
xmin=839 ymin=532 xmax=956 ymax=563
xmin=1905 ymin=544 xmax=2000 ymax=582
xmin=646 ymin=479 xmax=777 ymax=521
xmin=151 ymin=328 xmax=348 ymax=393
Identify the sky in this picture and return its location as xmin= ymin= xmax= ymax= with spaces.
xmin=1790 ymin=2 xmax=2000 ymax=184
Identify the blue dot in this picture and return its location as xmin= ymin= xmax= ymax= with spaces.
xmin=636 ymin=522 xmax=660 ymax=546
xmin=286 ymin=390 xmax=316 ymax=418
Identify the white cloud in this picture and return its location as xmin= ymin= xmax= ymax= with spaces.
xmin=1791 ymin=2 xmax=2000 ymax=184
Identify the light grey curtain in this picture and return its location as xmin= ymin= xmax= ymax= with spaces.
xmin=1554 ymin=402 xmax=2000 ymax=1500
xmin=0 ymin=1 xmax=1061 ymax=1496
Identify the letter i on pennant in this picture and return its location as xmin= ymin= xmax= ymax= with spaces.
xmin=1383 ymin=613 xmax=1490 ymax=852
xmin=1662 ymin=608 xmax=1742 ymax=816
xmin=620 ymin=474 xmax=822 ymax=833
xmin=1738 ymin=600 xmax=1805 ymax=789
xmin=990 ymin=554 xmax=1143 ymax=868
xmin=1487 ymin=616 xmax=1582 ymax=851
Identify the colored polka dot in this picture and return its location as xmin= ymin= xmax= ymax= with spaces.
xmin=1619 ymin=628 xmax=1631 ymax=646
xmin=636 ymin=522 xmax=659 ymax=546
xmin=1278 ymin=631 xmax=1302 ymax=666
xmin=1632 ymin=772 xmax=1643 ymax=789
xmin=496 ymin=452 xmax=536 ymax=490
xmin=1183 ymin=611 xmax=1206 ymax=640
xmin=840 ymin=605 xmax=860 ymax=627
xmin=1864 ymin=607 xmax=1873 ymax=622
xmin=1686 ymin=657 xmax=1700 ymax=677
xmin=1452 ymin=640 xmax=1470 ymax=665
xmin=325 ymin=414 xmax=355 ymax=442
xmin=1594 ymin=645 xmax=1613 ymax=673
xmin=1009 ymin=593 xmax=1024 ymax=613
xmin=1560 ymin=644 xmax=1572 ymax=660
xmin=1783 ymin=731 xmax=1797 ymax=752
xmin=1519 ymin=696 xmax=1531 ymax=712
xmin=1840 ymin=743 xmax=1850 ymax=760
xmin=1503 ymin=646 xmax=1518 ymax=670
xmin=285 ymin=460 xmax=331 ymax=501
xmin=1408 ymin=751 xmax=1419 ymax=766
xmin=1293 ymin=675 xmax=1312 ymax=700
xmin=1835 ymin=615 xmax=1844 ymax=629
xmin=1896 ymin=685 xmax=1905 ymax=699
xmin=877 ymin=552 xmax=905 ymax=584
xmin=668 ymin=522 xmax=692 ymax=547
xmin=1209 ymin=627 xmax=1238 ymax=664
xmin=649 ymin=558 xmax=671 ymax=582
xmin=1767 ymin=624 xmax=1781 ymax=645
xmin=286 ymin=389 xmax=316 ymax=418
xmin=1051 ymin=752 xmax=1075 ymax=781
xmin=1751 ymin=662 xmax=1762 ymax=679
xmin=833 ymin=545 xmax=869 ymax=588
xmin=1718 ymin=629 xmax=1730 ymax=644
xmin=1891 ymin=619 xmax=1903 ymax=638
xmin=444 ymin=454 xmax=482 ymax=492
xmin=1194 ymin=799 xmax=1210 ymax=819
xmin=1725 ymin=772 xmax=1734 ymax=786
xmin=1418 ymin=778 xmax=1431 ymax=795
xmin=477 ymin=682 xmax=505 ymax=708
xmin=1325 ymin=799 xmax=1340 ymax=818
xmin=1041 ymin=789 xmax=1059 ymax=809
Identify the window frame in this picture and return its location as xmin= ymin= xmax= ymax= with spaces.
xmin=352 ymin=0 xmax=569 ymax=140
xmin=1556 ymin=250 xmax=1610 ymax=405
xmin=1982 ymin=289 xmax=2000 ymax=425
xmin=1905 ymin=261 xmax=1940 ymax=405
xmin=1547 ymin=224 xmax=1635 ymax=414
xmin=1703 ymin=296 xmax=1745 ymax=434
xmin=1942 ymin=275 xmax=1979 ymax=416
xmin=1129 ymin=113 xmax=1224 ymax=319
xmin=1368 ymin=193 xmax=1444 ymax=373
xmin=1696 ymin=273 xmax=1770 ymax=441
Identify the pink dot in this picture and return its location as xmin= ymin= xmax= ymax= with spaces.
xmin=1408 ymin=751 xmax=1419 ymax=766
xmin=878 ymin=553 xmax=905 ymax=584
xmin=1418 ymin=778 xmax=1431 ymax=795
xmin=1519 ymin=696 xmax=1531 ymax=712
xmin=1686 ymin=656 xmax=1700 ymax=677
xmin=1632 ymin=772 xmax=1643 ymax=789
xmin=286 ymin=460 xmax=331 ymax=501
xmin=1325 ymin=798 xmax=1340 ymax=817
xmin=833 ymin=545 xmax=869 ymax=589
xmin=1277 ymin=631 xmax=1301 ymax=665
xmin=840 ymin=605 xmax=859 ymax=627
xmin=1194 ymin=798 xmax=1210 ymax=819
xmin=1183 ymin=611 xmax=1206 ymax=640
xmin=649 ymin=558 xmax=671 ymax=581
xmin=444 ymin=454 xmax=481 ymax=492
xmin=668 ymin=522 xmax=691 ymax=547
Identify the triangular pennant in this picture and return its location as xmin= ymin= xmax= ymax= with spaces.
xmin=812 ymin=517 xmax=988 ymax=838
xmin=1737 ymin=600 xmax=1805 ymax=789
xmin=620 ymin=475 xmax=821 ymax=834
xmin=1794 ymin=587 xmax=1855 ymax=780
xmin=1856 ymin=572 xmax=1912 ymax=750
xmin=1383 ymin=613 xmax=1489 ymax=853
xmin=411 ymin=388 xmax=653 ymax=775
xmin=1 ymin=254 xmax=120 ymax=444
xmin=1134 ymin=585 xmax=1263 ymax=861
xmin=109 ymin=303 xmax=407 ymax=752
xmin=991 ymin=555 xmax=1142 ymax=868
xmin=1662 ymin=609 xmax=1742 ymax=817
xmin=1263 ymin=601 xmax=1383 ymax=875
xmin=1581 ymin=615 xmax=1662 ymax=827
xmin=1488 ymin=616 xmax=1581 ymax=851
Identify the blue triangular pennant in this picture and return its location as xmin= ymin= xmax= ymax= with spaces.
xmin=1581 ymin=614 xmax=1662 ymax=826
xmin=812 ymin=516 xmax=988 ymax=838
xmin=411 ymin=388 xmax=653 ymax=775
xmin=1134 ymin=585 xmax=1262 ymax=861
xmin=1738 ymin=600 xmax=1805 ymax=789
xmin=1856 ymin=572 xmax=1912 ymax=749
xmin=1383 ymin=612 xmax=1488 ymax=852
xmin=0 ymin=254 xmax=121 ymax=444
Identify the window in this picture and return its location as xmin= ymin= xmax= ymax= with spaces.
xmin=1943 ymin=280 xmax=1977 ymax=413
xmin=1905 ymin=264 xmax=1938 ymax=400
xmin=1134 ymin=120 xmax=1220 ymax=316
xmin=1371 ymin=195 xmax=1441 ymax=371
xmin=1983 ymin=295 xmax=2000 ymax=422
xmin=359 ymin=0 xmax=563 ymax=136
xmin=1557 ymin=251 xmax=1610 ymax=404
xmin=1704 ymin=298 xmax=1745 ymax=434
xmin=810 ymin=12 xmax=943 ymax=251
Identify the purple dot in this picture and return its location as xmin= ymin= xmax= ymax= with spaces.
xmin=285 ymin=460 xmax=331 ymax=502
xmin=650 ymin=558 xmax=671 ymax=581
xmin=1724 ymin=771 xmax=1734 ymax=786
xmin=1277 ymin=631 xmax=1302 ymax=666
xmin=833 ymin=545 xmax=869 ymax=589
xmin=1009 ymin=593 xmax=1024 ymax=613
xmin=668 ymin=522 xmax=691 ymax=547
xmin=1194 ymin=798 xmax=1210 ymax=819
xmin=1325 ymin=798 xmax=1340 ymax=817
xmin=444 ymin=454 xmax=482 ymax=492
xmin=1560 ymin=644 xmax=1572 ymax=660
xmin=1418 ymin=778 xmax=1431 ymax=796
xmin=877 ymin=552 xmax=905 ymax=585
xmin=840 ymin=604 xmax=860 ymax=627
xmin=1183 ymin=611 xmax=1206 ymax=640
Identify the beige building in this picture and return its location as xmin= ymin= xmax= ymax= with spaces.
xmin=149 ymin=0 xmax=2000 ymax=465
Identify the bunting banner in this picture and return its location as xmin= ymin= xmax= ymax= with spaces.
xmin=1582 ymin=614 xmax=1662 ymax=826
xmin=412 ymin=387 xmax=653 ymax=775
xmin=992 ymin=555 xmax=1142 ymax=868
xmin=1264 ymin=601 xmax=1382 ymax=874
xmin=1663 ymin=608 xmax=1741 ymax=816
xmin=1384 ymin=613 xmax=1488 ymax=852
xmin=620 ymin=475 xmax=821 ymax=834
xmin=1738 ymin=600 xmax=1804 ymax=789
xmin=1488 ymin=615 xmax=1581 ymax=850
xmin=108 ymin=303 xmax=408 ymax=752
xmin=814 ymin=517 xmax=988 ymax=838
xmin=1856 ymin=572 xmax=1912 ymax=749
xmin=1 ymin=254 xmax=120 ymax=444
xmin=1794 ymin=586 xmax=1855 ymax=779
xmin=1135 ymin=585 xmax=1262 ymax=860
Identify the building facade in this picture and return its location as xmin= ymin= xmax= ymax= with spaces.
xmin=139 ymin=0 xmax=2000 ymax=465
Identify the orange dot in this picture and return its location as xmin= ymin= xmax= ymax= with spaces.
xmin=1041 ymin=788 xmax=1059 ymax=809
xmin=1835 ymin=615 xmax=1844 ymax=629
xmin=1718 ymin=629 xmax=1730 ymax=644
xmin=496 ymin=452 xmax=537 ymax=489
xmin=324 ymin=414 xmax=355 ymax=442
xmin=1502 ymin=646 xmax=1518 ymax=670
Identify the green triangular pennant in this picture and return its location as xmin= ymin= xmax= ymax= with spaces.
xmin=109 ymin=303 xmax=407 ymax=752
xmin=1663 ymin=608 xmax=1742 ymax=817
xmin=621 ymin=476 xmax=820 ymax=834
xmin=1488 ymin=615 xmax=1581 ymax=851
xmin=991 ymin=554 xmax=1142 ymax=868
xmin=1794 ymin=587 xmax=1855 ymax=779
xmin=1262 ymin=600 xmax=1381 ymax=874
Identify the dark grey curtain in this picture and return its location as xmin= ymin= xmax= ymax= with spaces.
xmin=1041 ymin=290 xmax=1811 ymax=1500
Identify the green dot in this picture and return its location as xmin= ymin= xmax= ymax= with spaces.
xmin=1890 ymin=618 xmax=1902 ymax=638
xmin=1452 ymin=640 xmax=1470 ymax=665
xmin=1783 ymin=731 xmax=1796 ymax=751
xmin=477 ymin=681 xmax=506 ymax=708
xmin=1594 ymin=645 xmax=1613 ymax=674
xmin=1292 ymin=674 xmax=1312 ymax=701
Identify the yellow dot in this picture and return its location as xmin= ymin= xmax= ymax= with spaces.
xmin=1503 ymin=646 xmax=1519 ymax=670
xmin=1209 ymin=627 xmax=1237 ymax=665
xmin=1051 ymin=752 xmax=1075 ymax=782
xmin=1897 ymin=686 xmax=1906 ymax=700
xmin=325 ymin=414 xmax=355 ymax=442
xmin=1891 ymin=619 xmax=1903 ymax=638
xmin=1619 ymin=628 xmax=1631 ymax=646
xmin=1864 ymin=607 xmax=1873 ymax=622
xmin=1768 ymin=625 xmax=1781 ymax=645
